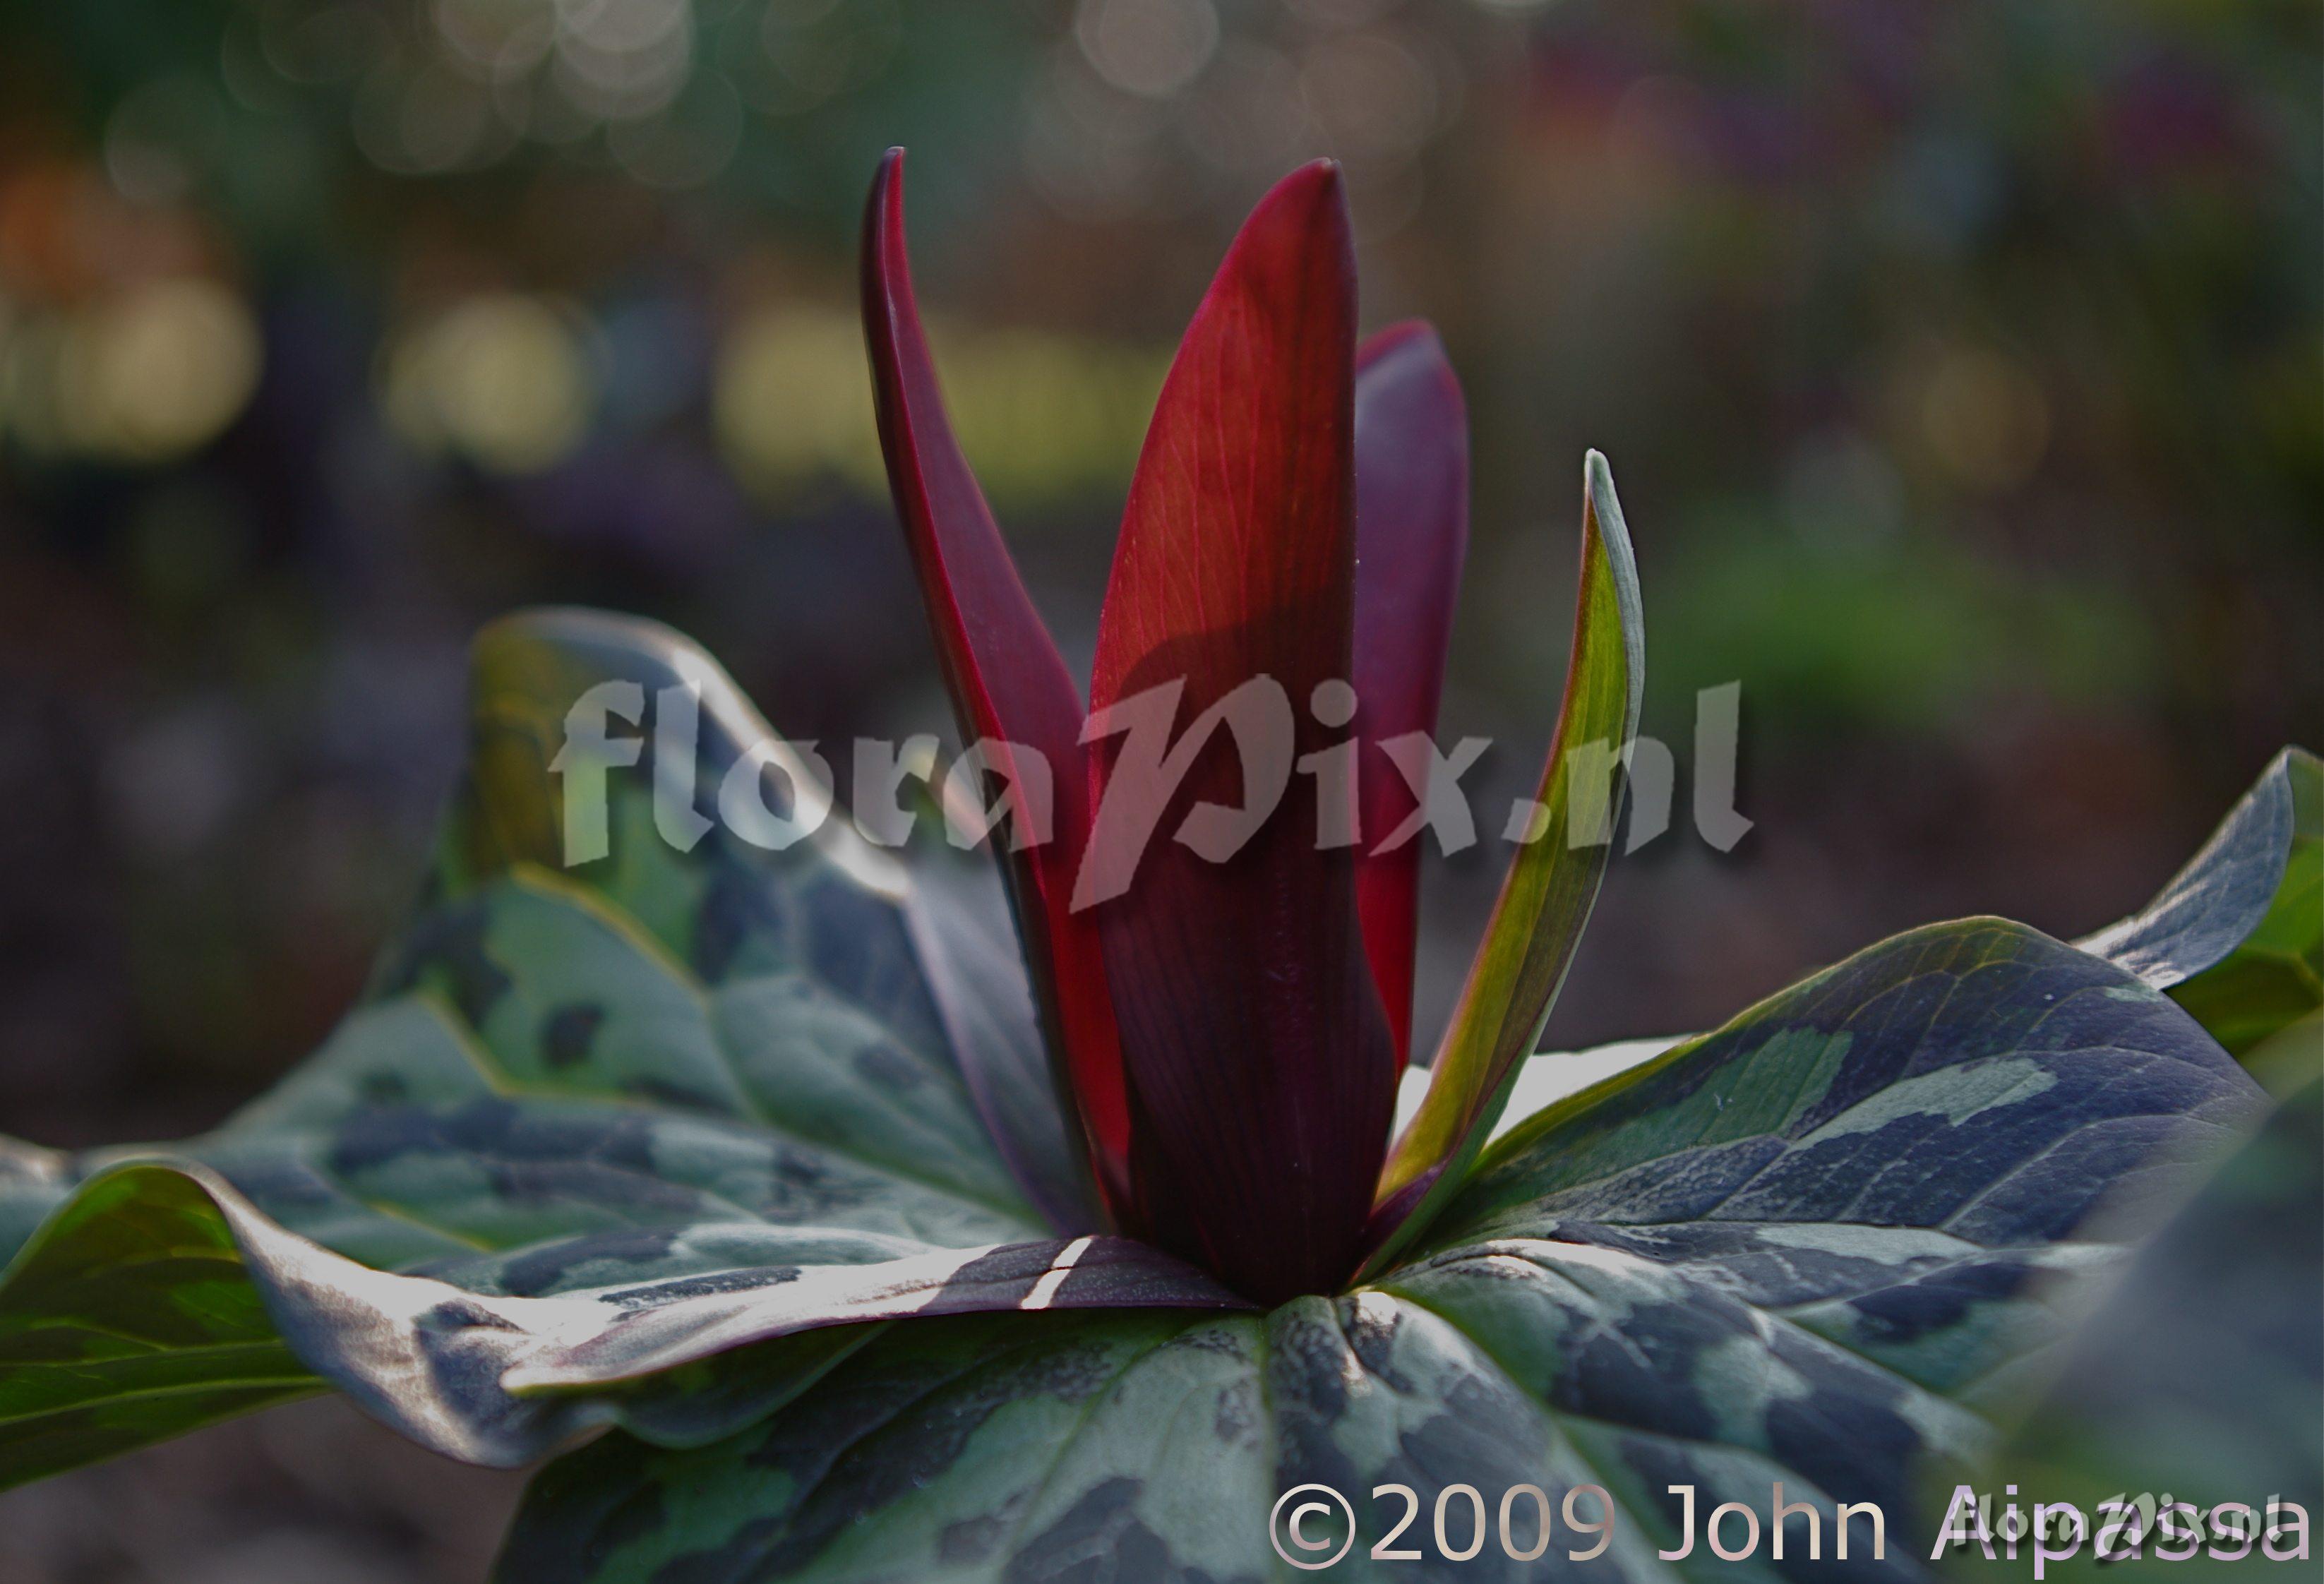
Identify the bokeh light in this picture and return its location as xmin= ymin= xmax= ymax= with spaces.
xmin=382 ymin=294 xmax=597 ymax=474
xmin=1917 ymin=344 xmax=2052 ymax=494
xmin=712 ymin=304 xmax=884 ymax=498
xmin=714 ymin=304 xmax=1168 ymax=510
xmin=1076 ymin=0 xmax=1221 ymax=100
xmin=0 ymin=277 xmax=258 ymax=463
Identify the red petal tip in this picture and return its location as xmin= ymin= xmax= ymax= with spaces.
xmin=1252 ymin=159 xmax=1350 ymax=224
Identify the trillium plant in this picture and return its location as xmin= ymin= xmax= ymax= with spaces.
xmin=1 ymin=154 xmax=2316 ymax=1583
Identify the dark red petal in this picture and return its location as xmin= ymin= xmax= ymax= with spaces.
xmin=1352 ymin=322 xmax=1470 ymax=1063
xmin=861 ymin=150 xmax=1131 ymax=1213
xmin=1086 ymin=162 xmax=1395 ymax=1303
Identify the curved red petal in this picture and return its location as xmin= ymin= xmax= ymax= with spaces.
xmin=1085 ymin=162 xmax=1396 ymax=1302
xmin=1353 ymin=321 xmax=1470 ymax=1063
xmin=861 ymin=150 xmax=1131 ymax=1215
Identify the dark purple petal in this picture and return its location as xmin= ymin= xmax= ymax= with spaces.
xmin=1353 ymin=321 xmax=1470 ymax=1062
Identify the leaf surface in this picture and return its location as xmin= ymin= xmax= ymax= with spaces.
xmin=902 ymin=850 xmax=1097 ymax=1233
xmin=1948 ymin=1078 xmax=2320 ymax=1580
xmin=2080 ymin=745 xmax=2321 ymax=1054
xmin=0 ymin=611 xmax=1239 ymax=1485
xmin=0 ymin=1160 xmax=1235 ymax=1487
xmin=498 ymin=918 xmax=2264 ymax=1583
xmin=0 ymin=1165 xmax=320 ymax=1489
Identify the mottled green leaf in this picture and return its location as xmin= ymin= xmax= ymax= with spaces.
xmin=1372 ymin=450 xmax=1645 ymax=1274
xmin=2081 ymin=745 xmax=2322 ymax=1055
xmin=1943 ymin=1079 xmax=2320 ymax=1580
xmin=0 ymin=1165 xmax=320 ymax=1489
xmin=0 ymin=611 xmax=1218 ymax=1485
xmin=902 ymin=848 xmax=1098 ymax=1234
xmin=0 ymin=1160 xmax=1234 ymax=1489
xmin=499 ymin=918 xmax=2264 ymax=1583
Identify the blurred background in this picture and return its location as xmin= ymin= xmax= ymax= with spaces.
xmin=0 ymin=0 xmax=2315 ymax=1576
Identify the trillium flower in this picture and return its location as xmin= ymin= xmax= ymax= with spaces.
xmin=865 ymin=150 xmax=1641 ymax=1303
xmin=0 ymin=150 xmax=2300 ymax=1578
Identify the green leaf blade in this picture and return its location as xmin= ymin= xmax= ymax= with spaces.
xmin=2081 ymin=745 xmax=2323 ymax=1055
xmin=0 ymin=613 xmax=1194 ymax=1481
xmin=0 ymin=1159 xmax=1241 ymax=1487
xmin=496 ymin=918 xmax=2262 ymax=1582
xmin=0 ymin=1165 xmax=321 ymax=1489
xmin=1951 ymin=1078 xmax=2321 ymax=1581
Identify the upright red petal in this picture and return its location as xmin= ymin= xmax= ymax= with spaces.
xmin=861 ymin=150 xmax=1131 ymax=1216
xmin=1085 ymin=162 xmax=1395 ymax=1303
xmin=1352 ymin=323 xmax=1470 ymax=1062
